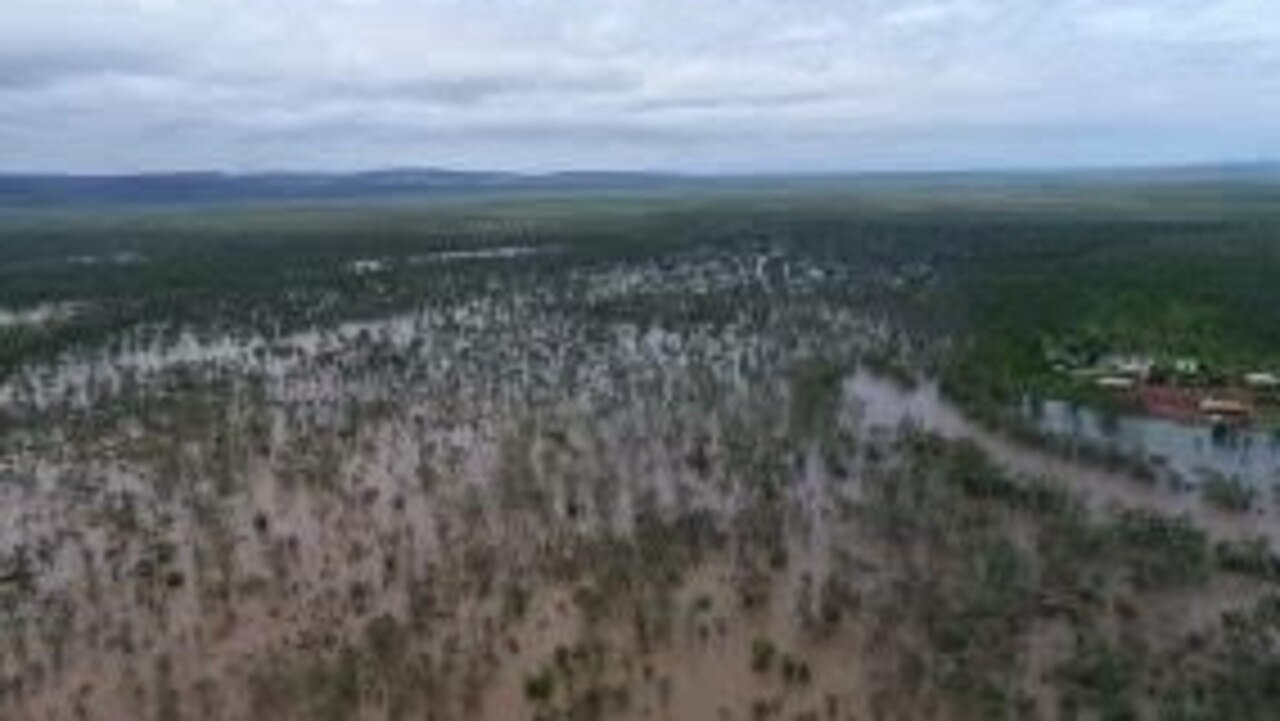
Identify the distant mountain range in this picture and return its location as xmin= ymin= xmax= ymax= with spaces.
xmin=0 ymin=169 xmax=700 ymax=206
xmin=1 ymin=163 xmax=1278 ymax=206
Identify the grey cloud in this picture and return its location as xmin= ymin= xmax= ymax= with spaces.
xmin=0 ymin=45 xmax=159 ymax=89
xmin=319 ymin=65 xmax=640 ymax=106
xmin=0 ymin=0 xmax=1277 ymax=172
xmin=0 ymin=3 xmax=191 ymax=90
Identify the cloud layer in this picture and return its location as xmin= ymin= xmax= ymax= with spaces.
xmin=2 ymin=0 xmax=1278 ymax=172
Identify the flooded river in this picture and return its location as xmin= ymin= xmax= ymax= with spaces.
xmin=1026 ymin=399 xmax=1280 ymax=489
xmin=844 ymin=370 xmax=1280 ymax=544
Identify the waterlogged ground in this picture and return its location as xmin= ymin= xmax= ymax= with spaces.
xmin=1 ymin=239 xmax=1278 ymax=721
xmin=1024 ymin=399 xmax=1280 ymax=490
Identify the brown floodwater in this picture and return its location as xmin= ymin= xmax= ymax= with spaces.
xmin=845 ymin=370 xmax=1280 ymax=546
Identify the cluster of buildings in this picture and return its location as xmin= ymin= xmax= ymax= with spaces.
xmin=1056 ymin=352 xmax=1279 ymax=426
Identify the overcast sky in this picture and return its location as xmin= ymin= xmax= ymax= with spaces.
xmin=2 ymin=0 xmax=1279 ymax=173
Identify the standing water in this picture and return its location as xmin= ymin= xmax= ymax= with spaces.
xmin=844 ymin=369 xmax=1280 ymax=491
xmin=1025 ymin=399 xmax=1280 ymax=489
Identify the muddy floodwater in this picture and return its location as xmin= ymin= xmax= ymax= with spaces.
xmin=2 ymin=245 xmax=1278 ymax=721
xmin=853 ymin=373 xmax=1280 ymax=489
xmin=1024 ymin=399 xmax=1280 ymax=489
xmin=846 ymin=371 xmax=1280 ymax=544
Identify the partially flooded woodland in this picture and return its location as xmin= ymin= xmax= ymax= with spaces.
xmin=2 ymin=196 xmax=1279 ymax=721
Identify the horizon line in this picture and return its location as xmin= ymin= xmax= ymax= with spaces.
xmin=2 ymin=158 xmax=1279 ymax=180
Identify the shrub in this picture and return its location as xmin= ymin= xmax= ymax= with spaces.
xmin=525 ymin=670 xmax=555 ymax=702
xmin=750 ymin=638 xmax=777 ymax=674
xmin=1201 ymin=474 xmax=1257 ymax=513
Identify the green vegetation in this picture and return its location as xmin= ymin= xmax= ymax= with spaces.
xmin=949 ymin=224 xmax=1280 ymax=396
xmin=1201 ymin=474 xmax=1258 ymax=512
xmin=750 ymin=638 xmax=777 ymax=673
